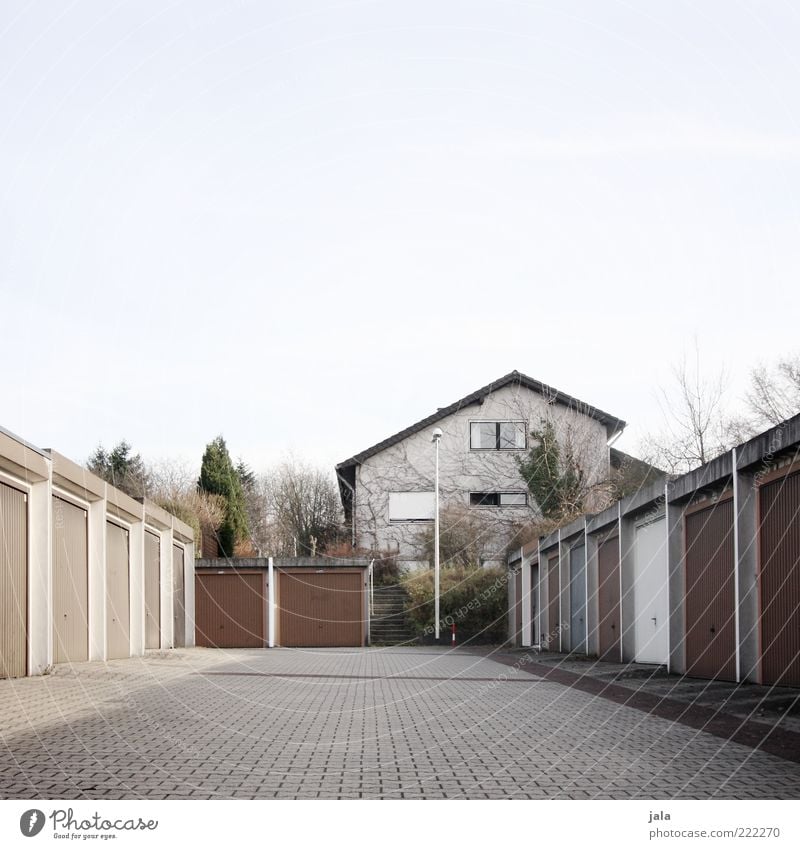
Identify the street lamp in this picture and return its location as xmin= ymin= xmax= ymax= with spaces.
xmin=432 ymin=427 xmax=443 ymax=641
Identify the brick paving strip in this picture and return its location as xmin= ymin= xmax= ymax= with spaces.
xmin=483 ymin=650 xmax=800 ymax=765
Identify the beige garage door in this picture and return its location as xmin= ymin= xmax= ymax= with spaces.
xmin=172 ymin=544 xmax=185 ymax=647
xmin=279 ymin=570 xmax=365 ymax=647
xmin=1 ymin=481 xmax=27 ymax=678
xmin=106 ymin=521 xmax=130 ymax=660
xmin=53 ymin=496 xmax=89 ymax=663
xmin=144 ymin=530 xmax=161 ymax=649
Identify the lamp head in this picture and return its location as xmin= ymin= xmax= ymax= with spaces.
xmin=431 ymin=427 xmax=443 ymax=442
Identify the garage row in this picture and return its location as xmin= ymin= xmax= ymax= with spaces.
xmin=0 ymin=427 xmax=194 ymax=679
xmin=194 ymin=557 xmax=371 ymax=649
xmin=508 ymin=413 xmax=800 ymax=688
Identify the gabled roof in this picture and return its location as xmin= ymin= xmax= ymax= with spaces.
xmin=336 ymin=369 xmax=626 ymax=472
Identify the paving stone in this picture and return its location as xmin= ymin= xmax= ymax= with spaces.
xmin=1 ymin=647 xmax=798 ymax=798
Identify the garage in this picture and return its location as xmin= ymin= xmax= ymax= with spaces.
xmin=0 ymin=480 xmax=27 ymax=679
xmin=144 ymin=530 xmax=161 ymax=649
xmin=278 ymin=568 xmax=366 ymax=647
xmin=758 ymin=466 xmax=800 ymax=687
xmin=684 ymin=497 xmax=736 ymax=681
xmin=597 ymin=531 xmax=620 ymax=662
xmin=195 ymin=570 xmax=266 ymax=648
xmin=106 ymin=521 xmax=130 ymax=660
xmin=52 ymin=496 xmax=89 ymax=664
xmin=173 ymin=544 xmax=186 ymax=648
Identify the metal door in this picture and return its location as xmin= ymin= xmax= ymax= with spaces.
xmin=195 ymin=572 xmax=266 ymax=648
xmin=172 ymin=544 xmax=186 ymax=647
xmin=546 ymin=554 xmax=559 ymax=648
xmin=530 ymin=563 xmax=538 ymax=647
xmin=684 ymin=500 xmax=736 ymax=681
xmin=633 ymin=516 xmax=669 ymax=664
xmin=597 ymin=533 xmax=621 ymax=662
xmin=52 ymin=496 xmax=89 ymax=663
xmin=106 ymin=522 xmax=130 ymax=660
xmin=144 ymin=530 xmax=161 ymax=649
xmin=759 ymin=470 xmax=800 ymax=686
xmin=0 ymin=481 xmax=27 ymax=678
xmin=279 ymin=570 xmax=364 ymax=647
xmin=569 ymin=545 xmax=587 ymax=653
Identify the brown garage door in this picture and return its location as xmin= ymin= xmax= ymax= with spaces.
xmin=195 ymin=572 xmax=266 ymax=648
xmin=279 ymin=570 xmax=364 ymax=647
xmin=759 ymin=469 xmax=800 ymax=687
xmin=144 ymin=530 xmax=161 ymax=649
xmin=53 ymin=496 xmax=88 ymax=663
xmin=546 ymin=554 xmax=559 ymax=649
xmin=597 ymin=533 xmax=621 ymax=663
xmin=684 ymin=498 xmax=736 ymax=681
xmin=0 ymin=481 xmax=27 ymax=678
xmin=106 ymin=522 xmax=130 ymax=660
xmin=173 ymin=544 xmax=186 ymax=648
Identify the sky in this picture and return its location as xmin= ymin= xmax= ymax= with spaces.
xmin=1 ymin=0 xmax=799 ymax=475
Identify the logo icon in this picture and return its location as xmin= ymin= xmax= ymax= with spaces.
xmin=19 ymin=810 xmax=45 ymax=837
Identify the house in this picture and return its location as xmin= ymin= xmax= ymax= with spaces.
xmin=335 ymin=370 xmax=626 ymax=568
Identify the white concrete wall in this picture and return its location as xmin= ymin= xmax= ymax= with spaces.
xmin=354 ymin=383 xmax=610 ymax=563
xmin=128 ymin=518 xmax=145 ymax=657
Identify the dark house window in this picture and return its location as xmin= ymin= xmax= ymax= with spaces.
xmin=470 ymin=492 xmax=528 ymax=507
xmin=470 ymin=421 xmax=526 ymax=450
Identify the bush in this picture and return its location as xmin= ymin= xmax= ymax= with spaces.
xmin=404 ymin=564 xmax=508 ymax=644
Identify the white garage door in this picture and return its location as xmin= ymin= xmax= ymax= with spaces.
xmin=633 ymin=516 xmax=669 ymax=664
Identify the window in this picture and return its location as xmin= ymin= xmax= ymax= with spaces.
xmin=469 ymin=492 xmax=528 ymax=507
xmin=389 ymin=492 xmax=435 ymax=522
xmin=470 ymin=421 xmax=526 ymax=450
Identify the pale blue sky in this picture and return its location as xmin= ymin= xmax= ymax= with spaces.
xmin=1 ymin=0 xmax=798 ymax=472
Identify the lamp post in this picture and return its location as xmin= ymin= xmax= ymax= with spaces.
xmin=432 ymin=427 xmax=443 ymax=641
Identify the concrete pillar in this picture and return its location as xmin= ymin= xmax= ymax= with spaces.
xmin=87 ymin=498 xmax=106 ymax=662
xmin=184 ymin=539 xmax=195 ymax=648
xmin=129 ymin=519 xmax=145 ymax=657
xmin=159 ymin=528 xmax=173 ymax=649
xmin=26 ymin=473 xmax=52 ymax=675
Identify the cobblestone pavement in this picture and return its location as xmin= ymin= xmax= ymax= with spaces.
xmin=1 ymin=647 xmax=798 ymax=799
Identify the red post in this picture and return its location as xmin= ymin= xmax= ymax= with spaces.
xmin=451 ymin=622 xmax=456 ymax=646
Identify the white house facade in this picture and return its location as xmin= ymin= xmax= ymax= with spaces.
xmin=336 ymin=371 xmax=626 ymax=568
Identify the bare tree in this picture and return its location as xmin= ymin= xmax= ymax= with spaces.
xmin=260 ymin=459 xmax=344 ymax=556
xmin=746 ymin=353 xmax=800 ymax=427
xmin=148 ymin=459 xmax=226 ymax=554
xmin=642 ymin=346 xmax=734 ymax=474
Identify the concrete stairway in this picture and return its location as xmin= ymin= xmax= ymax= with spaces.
xmin=370 ymin=585 xmax=416 ymax=645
